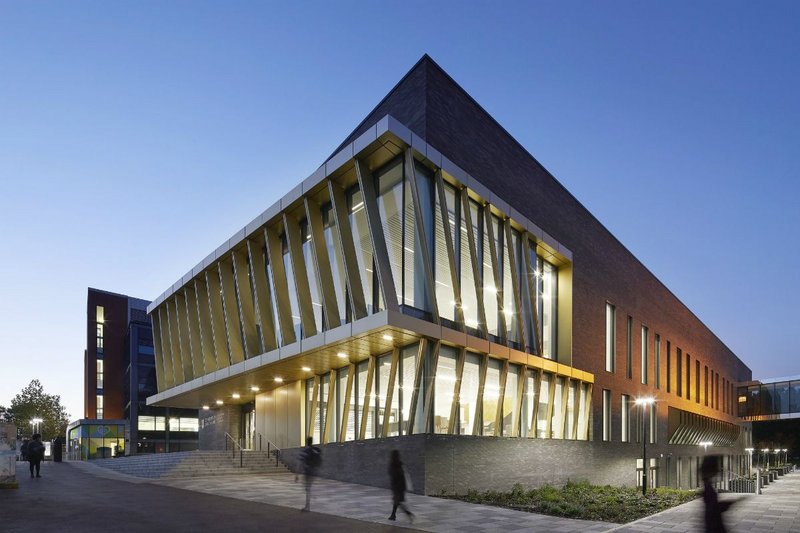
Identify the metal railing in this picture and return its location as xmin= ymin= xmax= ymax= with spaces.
xmin=224 ymin=432 xmax=243 ymax=468
xmin=266 ymin=439 xmax=281 ymax=467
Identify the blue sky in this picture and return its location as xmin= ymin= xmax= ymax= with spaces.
xmin=1 ymin=1 xmax=798 ymax=420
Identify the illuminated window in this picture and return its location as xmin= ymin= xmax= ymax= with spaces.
xmin=605 ymin=303 xmax=616 ymax=372
xmin=641 ymin=326 xmax=648 ymax=385
xmin=602 ymin=389 xmax=611 ymax=441
xmin=96 ymin=394 xmax=103 ymax=419
xmin=621 ymin=394 xmax=630 ymax=442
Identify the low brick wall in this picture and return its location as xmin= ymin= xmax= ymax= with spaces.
xmin=281 ymin=435 xmax=644 ymax=495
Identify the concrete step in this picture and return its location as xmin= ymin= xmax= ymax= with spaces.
xmin=91 ymin=450 xmax=290 ymax=479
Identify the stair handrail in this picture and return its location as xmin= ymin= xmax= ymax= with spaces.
xmin=265 ymin=439 xmax=281 ymax=467
xmin=224 ymin=432 xmax=244 ymax=467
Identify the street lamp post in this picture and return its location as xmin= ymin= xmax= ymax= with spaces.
xmin=635 ymin=397 xmax=655 ymax=496
xmin=30 ymin=417 xmax=43 ymax=435
xmin=745 ymin=448 xmax=754 ymax=477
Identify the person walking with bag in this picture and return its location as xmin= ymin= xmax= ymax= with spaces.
xmin=388 ymin=450 xmax=413 ymax=522
xmin=28 ymin=433 xmax=45 ymax=478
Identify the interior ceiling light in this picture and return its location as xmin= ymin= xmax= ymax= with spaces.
xmin=215 ymin=400 xmax=223 ymax=405
xmin=202 ymin=405 xmax=210 ymax=410
xmin=251 ymin=386 xmax=260 ymax=392
xmin=383 ymin=334 xmax=393 ymax=341
xmin=301 ymin=366 xmax=311 ymax=372
xmin=232 ymin=393 xmax=240 ymax=399
xmin=337 ymin=352 xmax=347 ymax=358
xmin=274 ymin=377 xmax=284 ymax=383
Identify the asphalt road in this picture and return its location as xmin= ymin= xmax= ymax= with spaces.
xmin=0 ymin=461 xmax=405 ymax=532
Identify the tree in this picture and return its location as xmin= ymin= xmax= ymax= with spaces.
xmin=8 ymin=379 xmax=70 ymax=440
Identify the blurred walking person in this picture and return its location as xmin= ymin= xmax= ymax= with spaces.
xmin=388 ymin=450 xmax=413 ymax=522
xmin=28 ymin=433 xmax=45 ymax=478
xmin=701 ymin=455 xmax=734 ymax=532
xmin=297 ymin=437 xmax=321 ymax=511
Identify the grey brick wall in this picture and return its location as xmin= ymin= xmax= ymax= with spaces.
xmin=199 ymin=405 xmax=241 ymax=450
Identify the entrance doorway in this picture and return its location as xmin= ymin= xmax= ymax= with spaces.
xmin=241 ymin=401 xmax=255 ymax=450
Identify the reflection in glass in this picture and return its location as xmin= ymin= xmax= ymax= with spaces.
xmin=537 ymin=374 xmax=551 ymax=438
xmin=551 ymin=376 xmax=564 ymax=439
xmin=503 ymin=364 xmax=520 ymax=436
xmin=376 ymin=161 xmax=404 ymax=306
xmin=301 ymin=219 xmax=323 ymax=332
xmin=521 ymin=369 xmax=536 ymax=437
xmin=434 ymin=346 xmax=458 ymax=434
xmin=348 ymin=188 xmax=375 ymax=314
xmin=483 ymin=358 xmax=502 ymax=435
xmin=282 ymin=234 xmax=302 ymax=340
xmin=459 ymin=353 xmax=481 ymax=435
xmin=461 ymin=199 xmax=480 ymax=332
xmin=400 ymin=344 xmax=418 ymax=435
xmin=565 ymin=380 xmax=576 ymax=439
xmin=434 ymin=181 xmax=457 ymax=322
xmin=322 ymin=205 xmax=348 ymax=323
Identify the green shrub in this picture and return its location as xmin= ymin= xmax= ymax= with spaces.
xmin=438 ymin=482 xmax=698 ymax=523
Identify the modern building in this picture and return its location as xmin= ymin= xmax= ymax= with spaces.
xmin=145 ymin=56 xmax=752 ymax=493
xmin=72 ymin=288 xmax=198 ymax=459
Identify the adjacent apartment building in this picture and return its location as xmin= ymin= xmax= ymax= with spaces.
xmin=70 ymin=288 xmax=198 ymax=459
xmin=144 ymin=56 xmax=752 ymax=492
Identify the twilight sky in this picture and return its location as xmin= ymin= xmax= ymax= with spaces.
xmin=1 ymin=1 xmax=798 ymax=421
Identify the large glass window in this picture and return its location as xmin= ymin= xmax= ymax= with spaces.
xmin=460 ymin=199 xmax=480 ymax=332
xmin=434 ymin=346 xmax=458 ymax=434
xmin=400 ymin=344 xmax=419 ymax=435
xmin=502 ymin=364 xmax=520 ymax=436
xmin=376 ymin=161 xmax=404 ymax=307
xmin=404 ymin=163 xmax=435 ymax=314
xmin=483 ymin=358 xmax=502 ymax=435
xmin=300 ymin=219 xmax=323 ymax=332
xmin=319 ymin=374 xmax=330 ymax=441
xmin=521 ymin=369 xmax=536 ymax=437
xmin=376 ymin=353 xmax=394 ymax=437
xmin=551 ymin=376 xmax=565 ymax=439
xmin=266 ymin=254 xmax=283 ymax=347
xmin=540 ymin=260 xmax=557 ymax=358
xmin=483 ymin=212 xmax=499 ymax=338
xmin=96 ymin=359 xmax=104 ymax=390
xmin=321 ymin=205 xmax=348 ymax=324
xmin=434 ymin=181 xmax=458 ymax=322
xmin=503 ymin=228 xmax=521 ymax=347
xmin=348 ymin=187 xmax=375 ymax=314
xmin=565 ymin=380 xmax=577 ymax=439
xmin=356 ymin=360 xmax=374 ymax=438
xmin=281 ymin=234 xmax=302 ymax=340
xmin=305 ymin=378 xmax=320 ymax=445
xmin=96 ymin=394 xmax=104 ymax=419
xmin=605 ymin=303 xmax=616 ymax=372
xmin=336 ymin=368 xmax=351 ymax=442
xmin=458 ymin=353 xmax=481 ymax=435
xmin=537 ymin=373 xmax=551 ymax=438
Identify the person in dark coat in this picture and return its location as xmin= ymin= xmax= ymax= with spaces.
xmin=28 ymin=433 xmax=45 ymax=478
xmin=388 ymin=449 xmax=413 ymax=522
xmin=701 ymin=455 xmax=734 ymax=532
xmin=297 ymin=437 xmax=321 ymax=512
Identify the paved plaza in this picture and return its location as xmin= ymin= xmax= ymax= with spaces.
xmin=3 ymin=459 xmax=799 ymax=532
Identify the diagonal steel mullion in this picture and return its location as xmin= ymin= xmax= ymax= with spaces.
xmin=460 ymin=189 xmax=488 ymax=337
xmin=504 ymin=219 xmax=527 ymax=349
xmin=305 ymin=197 xmax=341 ymax=330
xmin=434 ymin=170 xmax=464 ymax=328
xmin=283 ymin=213 xmax=317 ymax=338
xmin=328 ymin=179 xmax=368 ymax=320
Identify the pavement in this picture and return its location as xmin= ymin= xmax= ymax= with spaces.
xmin=2 ymin=459 xmax=799 ymax=532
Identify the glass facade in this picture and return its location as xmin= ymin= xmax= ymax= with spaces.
xmin=739 ymin=379 xmax=800 ymax=418
xmin=301 ymin=341 xmax=591 ymax=444
xmin=68 ymin=422 xmax=126 ymax=460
